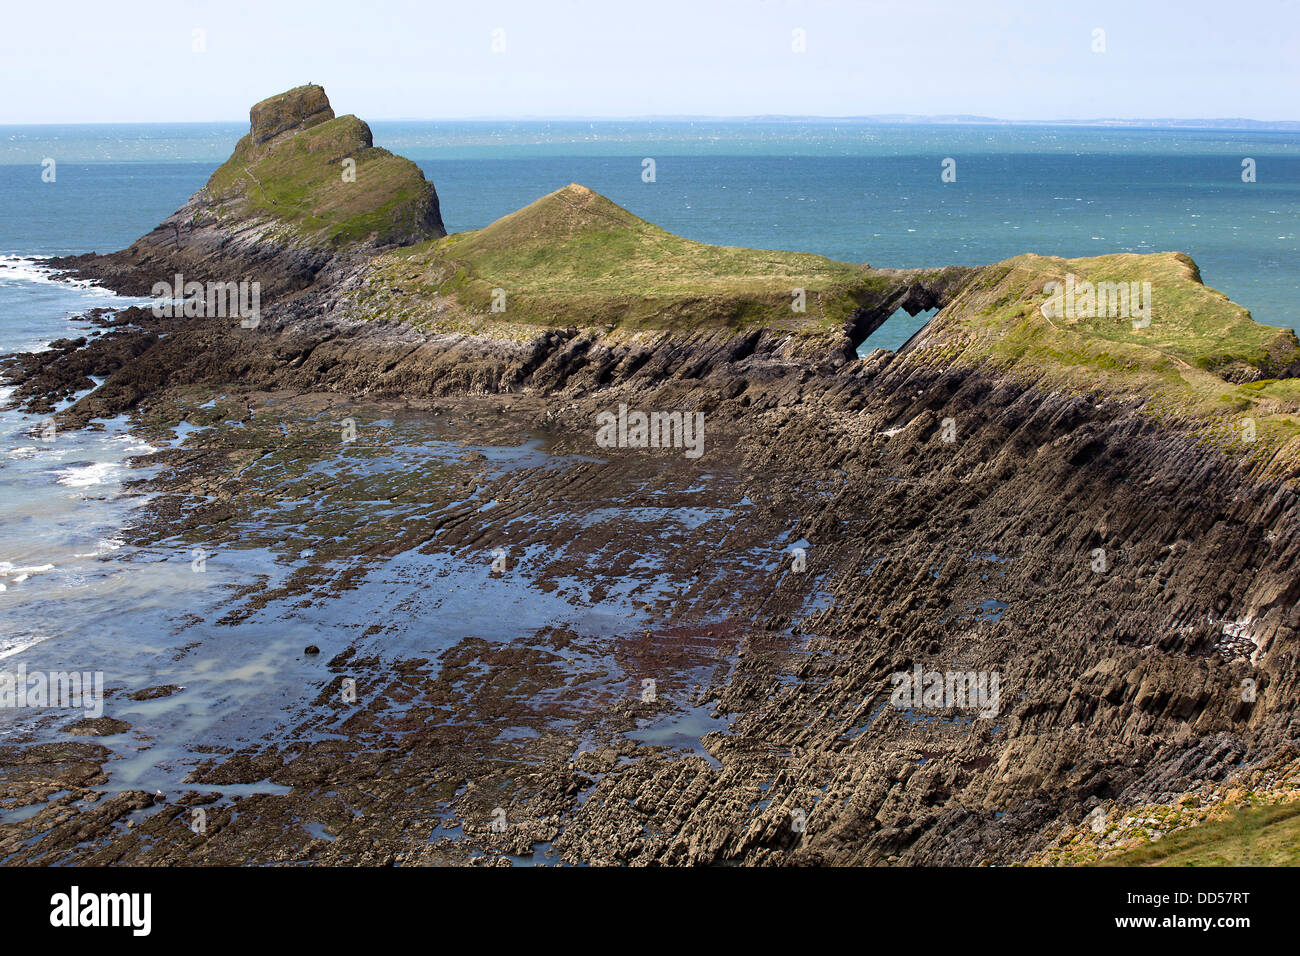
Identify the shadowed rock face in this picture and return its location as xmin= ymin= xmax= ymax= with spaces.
xmin=842 ymin=267 xmax=978 ymax=356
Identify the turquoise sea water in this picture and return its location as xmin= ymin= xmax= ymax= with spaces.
xmin=1 ymin=121 xmax=1298 ymax=334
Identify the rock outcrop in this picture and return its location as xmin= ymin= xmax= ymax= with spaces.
xmin=48 ymin=85 xmax=445 ymax=300
xmin=249 ymin=84 xmax=335 ymax=147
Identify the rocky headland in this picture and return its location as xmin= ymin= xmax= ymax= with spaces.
xmin=3 ymin=86 xmax=1300 ymax=866
xmin=46 ymin=85 xmax=444 ymax=301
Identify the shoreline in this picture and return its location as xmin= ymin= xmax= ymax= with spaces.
xmin=3 ymin=84 xmax=1299 ymax=866
xmin=3 ymin=302 xmax=1298 ymax=863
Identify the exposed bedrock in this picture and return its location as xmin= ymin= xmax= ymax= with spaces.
xmin=6 ymin=83 xmax=1299 ymax=862
xmin=249 ymin=83 xmax=335 ymax=146
xmin=45 ymin=204 xmax=339 ymax=301
xmin=4 ymin=294 xmax=1299 ymax=865
xmin=11 ymin=299 xmax=1299 ymax=677
xmin=456 ymin=351 xmax=1295 ymax=865
xmin=641 ymin=362 xmax=1300 ymax=865
xmin=0 ymin=259 xmax=984 ymax=420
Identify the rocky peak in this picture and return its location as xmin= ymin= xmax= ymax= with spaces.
xmin=45 ymin=85 xmax=444 ymax=298
xmin=249 ymin=84 xmax=336 ymax=148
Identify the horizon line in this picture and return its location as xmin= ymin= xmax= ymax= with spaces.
xmin=4 ymin=114 xmax=1300 ymax=131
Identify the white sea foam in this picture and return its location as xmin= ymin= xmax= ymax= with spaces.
xmin=111 ymin=434 xmax=159 ymax=455
xmin=0 ymin=561 xmax=56 ymax=585
xmin=55 ymin=461 xmax=119 ymax=487
xmin=74 ymin=537 xmax=124 ymax=558
xmin=0 ymin=254 xmax=95 ymax=288
xmin=0 ymin=633 xmax=51 ymax=660
xmin=0 ymin=255 xmax=53 ymax=283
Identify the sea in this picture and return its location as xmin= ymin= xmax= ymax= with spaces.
xmin=0 ymin=121 xmax=1297 ymax=793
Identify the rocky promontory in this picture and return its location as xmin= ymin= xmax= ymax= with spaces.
xmin=4 ymin=86 xmax=1300 ymax=867
xmin=47 ymin=85 xmax=445 ymax=300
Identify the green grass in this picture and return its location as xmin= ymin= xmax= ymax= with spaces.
xmin=1035 ymin=253 xmax=1294 ymax=374
xmin=204 ymin=113 xmax=438 ymax=248
xmin=335 ymin=179 xmax=1300 ymax=455
xmin=1098 ymin=801 xmax=1300 ymax=866
xmin=905 ymin=252 xmax=1300 ymax=460
xmin=938 ymin=252 xmax=1299 ymax=379
xmin=355 ymin=183 xmax=955 ymax=339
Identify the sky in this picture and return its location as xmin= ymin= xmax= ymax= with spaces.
xmin=4 ymin=0 xmax=1299 ymax=124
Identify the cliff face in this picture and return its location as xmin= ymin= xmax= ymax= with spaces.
xmin=48 ymin=85 xmax=445 ymax=300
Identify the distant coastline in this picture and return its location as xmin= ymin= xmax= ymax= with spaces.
xmin=426 ymin=115 xmax=1300 ymax=131
xmin=5 ymin=116 xmax=1300 ymax=132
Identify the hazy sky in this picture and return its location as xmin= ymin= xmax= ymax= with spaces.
xmin=5 ymin=0 xmax=1298 ymax=123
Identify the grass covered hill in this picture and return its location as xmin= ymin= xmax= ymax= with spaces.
xmin=202 ymin=85 xmax=445 ymax=249
xmin=351 ymin=182 xmax=966 ymax=340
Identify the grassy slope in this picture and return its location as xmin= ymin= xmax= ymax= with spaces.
xmin=204 ymin=115 xmax=436 ymax=248
xmin=348 ymin=184 xmax=1300 ymax=461
xmin=906 ymin=252 xmax=1300 ymax=464
xmin=1100 ymin=802 xmax=1300 ymax=866
xmin=959 ymin=252 xmax=1297 ymax=376
xmin=353 ymin=183 xmax=917 ymax=340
